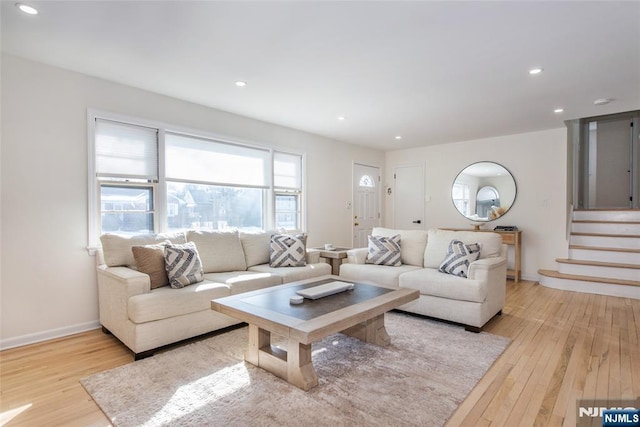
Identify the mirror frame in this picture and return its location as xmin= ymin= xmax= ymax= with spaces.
xmin=451 ymin=161 xmax=517 ymax=222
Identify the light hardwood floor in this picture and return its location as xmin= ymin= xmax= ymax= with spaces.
xmin=1 ymin=280 xmax=638 ymax=426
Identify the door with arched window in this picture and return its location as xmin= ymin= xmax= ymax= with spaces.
xmin=353 ymin=163 xmax=381 ymax=247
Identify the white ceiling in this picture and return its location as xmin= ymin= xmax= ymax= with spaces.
xmin=2 ymin=1 xmax=639 ymax=151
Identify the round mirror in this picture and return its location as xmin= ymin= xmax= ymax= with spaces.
xmin=451 ymin=162 xmax=516 ymax=222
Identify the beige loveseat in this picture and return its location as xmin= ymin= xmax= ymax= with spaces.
xmin=339 ymin=228 xmax=507 ymax=332
xmin=97 ymin=230 xmax=331 ymax=359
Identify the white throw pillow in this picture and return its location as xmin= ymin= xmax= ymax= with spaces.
xmin=269 ymin=234 xmax=307 ymax=267
xmin=186 ymin=230 xmax=247 ymax=273
xmin=366 ymin=234 xmax=402 ymax=266
xmin=240 ymin=230 xmax=277 ymax=267
xmin=164 ymin=242 xmax=205 ymax=289
xmin=424 ymin=229 xmax=501 ymax=268
xmin=438 ymin=240 xmax=481 ymax=278
xmin=371 ymin=227 xmax=427 ymax=267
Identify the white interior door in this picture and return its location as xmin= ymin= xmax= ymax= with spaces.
xmin=353 ymin=163 xmax=381 ymax=248
xmin=394 ymin=164 xmax=425 ymax=229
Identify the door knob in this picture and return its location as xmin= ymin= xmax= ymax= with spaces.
xmin=354 ymin=222 xmax=359 ymax=226
xmin=412 ymin=220 xmax=422 ymax=224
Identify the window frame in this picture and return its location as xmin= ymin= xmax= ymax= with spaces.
xmin=87 ymin=109 xmax=306 ymax=252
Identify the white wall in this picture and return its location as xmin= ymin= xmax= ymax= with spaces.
xmin=384 ymin=128 xmax=568 ymax=280
xmin=0 ymin=54 xmax=384 ymax=348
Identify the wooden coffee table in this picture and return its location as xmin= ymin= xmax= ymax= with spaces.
xmin=211 ymin=275 xmax=418 ymax=390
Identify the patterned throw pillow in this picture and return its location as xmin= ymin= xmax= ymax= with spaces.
xmin=164 ymin=242 xmax=205 ymax=289
xmin=366 ymin=234 xmax=402 ymax=266
xmin=439 ymin=240 xmax=481 ymax=278
xmin=270 ymin=234 xmax=307 ymax=267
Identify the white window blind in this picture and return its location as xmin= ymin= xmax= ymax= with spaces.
xmin=165 ymin=133 xmax=270 ymax=188
xmin=95 ymin=119 xmax=158 ymax=180
xmin=274 ymin=152 xmax=302 ymax=190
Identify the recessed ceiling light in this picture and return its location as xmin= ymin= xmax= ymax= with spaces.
xmin=337 ymin=116 xmax=346 ymax=121
xmin=15 ymin=3 xmax=38 ymax=14
xmin=235 ymin=81 xmax=247 ymax=87
xmin=395 ymin=136 xmax=402 ymax=140
xmin=554 ymin=108 xmax=564 ymax=113
xmin=529 ymin=68 xmax=543 ymax=75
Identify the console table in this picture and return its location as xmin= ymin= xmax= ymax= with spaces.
xmin=442 ymin=229 xmax=522 ymax=282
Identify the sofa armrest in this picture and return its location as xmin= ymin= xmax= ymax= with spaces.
xmin=97 ymin=265 xmax=151 ymax=297
xmin=467 ymin=256 xmax=506 ymax=279
xmin=345 ymin=247 xmax=368 ymax=264
xmin=96 ymin=265 xmax=151 ymax=335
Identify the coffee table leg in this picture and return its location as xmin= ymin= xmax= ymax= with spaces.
xmin=245 ymin=324 xmax=318 ymax=391
xmin=342 ymin=313 xmax=391 ymax=346
xmin=245 ymin=324 xmax=270 ymax=366
xmin=287 ymin=338 xmax=318 ymax=391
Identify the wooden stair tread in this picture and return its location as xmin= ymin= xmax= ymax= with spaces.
xmin=571 ymin=232 xmax=640 ymax=238
xmin=538 ymin=269 xmax=640 ymax=287
xmin=573 ymin=220 xmax=640 ymax=224
xmin=574 ymin=208 xmax=640 ymax=211
xmin=555 ymin=258 xmax=640 ymax=269
xmin=569 ymin=245 xmax=640 ymax=254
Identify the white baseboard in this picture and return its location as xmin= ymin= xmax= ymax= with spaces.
xmin=0 ymin=320 xmax=101 ymax=351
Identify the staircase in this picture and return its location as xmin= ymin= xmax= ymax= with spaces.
xmin=538 ymin=209 xmax=640 ymax=299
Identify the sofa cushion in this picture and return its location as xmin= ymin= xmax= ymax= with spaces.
xmin=399 ymin=268 xmax=486 ymax=303
xmin=439 ymin=240 xmax=481 ymax=278
xmin=100 ymin=232 xmax=187 ymax=267
xmin=164 ymin=242 xmax=205 ymax=288
xmin=371 ymin=227 xmax=428 ymax=267
xmin=240 ymin=230 xmax=276 ymax=267
xmin=339 ymin=263 xmax=422 ymax=288
xmin=128 ymin=280 xmax=230 ymax=324
xmin=424 ymin=229 xmax=502 ymax=268
xmin=186 ymin=230 xmax=247 ymax=273
xmin=366 ymin=234 xmax=402 ymax=266
xmin=204 ymin=271 xmax=282 ymax=294
xmin=248 ymin=262 xmax=331 ymax=283
xmin=269 ymin=234 xmax=307 ymax=267
xmin=131 ymin=242 xmax=171 ymax=289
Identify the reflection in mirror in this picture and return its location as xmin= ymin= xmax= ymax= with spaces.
xmin=476 ymin=186 xmax=500 ymax=218
xmin=452 ymin=162 xmax=516 ymax=222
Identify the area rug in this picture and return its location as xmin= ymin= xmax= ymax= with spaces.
xmin=81 ymin=312 xmax=510 ymax=427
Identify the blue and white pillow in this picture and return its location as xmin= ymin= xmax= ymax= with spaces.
xmin=269 ymin=234 xmax=307 ymax=267
xmin=164 ymin=242 xmax=204 ymax=288
xmin=439 ymin=240 xmax=481 ymax=278
xmin=366 ymin=234 xmax=402 ymax=266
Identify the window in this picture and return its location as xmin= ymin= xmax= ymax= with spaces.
xmin=93 ymin=119 xmax=158 ymax=237
xmin=88 ymin=111 xmax=304 ymax=248
xmin=274 ymin=152 xmax=303 ymax=230
xmin=166 ymin=182 xmax=263 ymax=231
xmin=101 ymin=184 xmax=154 ymax=234
xmin=359 ymin=175 xmax=375 ymax=188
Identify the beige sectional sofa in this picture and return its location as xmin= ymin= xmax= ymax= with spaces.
xmin=97 ymin=230 xmax=331 ymax=359
xmin=340 ymin=228 xmax=507 ymax=332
